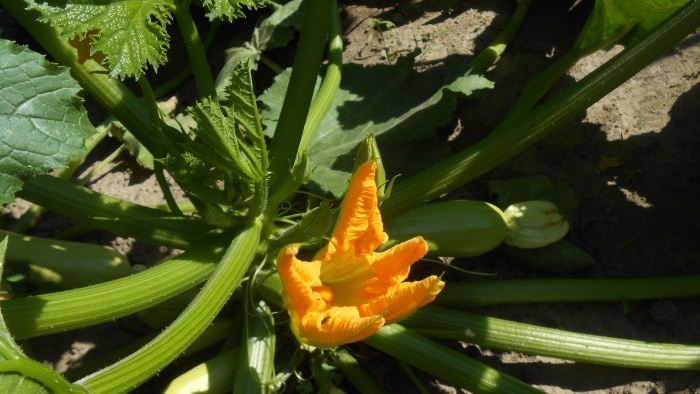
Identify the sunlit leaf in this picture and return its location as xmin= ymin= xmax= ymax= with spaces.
xmin=0 ymin=39 xmax=95 ymax=204
xmin=28 ymin=0 xmax=173 ymax=79
xmin=202 ymin=0 xmax=264 ymax=22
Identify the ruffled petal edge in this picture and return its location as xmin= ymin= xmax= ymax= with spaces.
xmin=292 ymin=306 xmax=384 ymax=348
xmin=358 ymin=275 xmax=445 ymax=324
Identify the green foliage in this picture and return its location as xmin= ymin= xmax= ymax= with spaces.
xmin=1 ymin=0 xmax=700 ymax=392
xmin=260 ymin=55 xmax=493 ymax=196
xmin=187 ymin=98 xmax=262 ymax=180
xmin=28 ymin=0 xmax=173 ymax=79
xmin=0 ymin=39 xmax=95 ymax=204
xmin=217 ymin=0 xmax=303 ymax=83
xmin=0 ymin=235 xmax=81 ymax=393
xmin=167 ymin=63 xmax=266 ymax=225
xmin=574 ymin=0 xmax=690 ymax=55
xmin=202 ymin=0 xmax=264 ymax=22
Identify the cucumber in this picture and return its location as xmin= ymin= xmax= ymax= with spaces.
xmin=382 ymin=200 xmax=507 ymax=257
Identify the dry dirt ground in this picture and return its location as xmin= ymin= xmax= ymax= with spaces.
xmin=3 ymin=1 xmax=700 ymax=393
xmin=340 ymin=1 xmax=699 ymax=393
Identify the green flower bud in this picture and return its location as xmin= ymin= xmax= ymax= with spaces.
xmin=503 ymin=200 xmax=569 ymax=249
xmin=353 ymin=134 xmax=388 ymax=201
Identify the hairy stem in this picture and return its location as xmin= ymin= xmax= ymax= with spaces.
xmin=77 ymin=222 xmax=261 ymax=393
xmin=267 ymin=0 xmax=333 ymax=191
xmin=406 ymin=306 xmax=700 ymax=370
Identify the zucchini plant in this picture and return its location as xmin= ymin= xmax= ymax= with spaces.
xmin=0 ymin=0 xmax=699 ymax=393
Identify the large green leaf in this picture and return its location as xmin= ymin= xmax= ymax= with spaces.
xmin=574 ymin=0 xmax=689 ymax=55
xmin=28 ymin=0 xmax=173 ymax=79
xmin=0 ymin=39 xmax=95 ymax=204
xmin=0 ymin=235 xmax=79 ymax=393
xmin=260 ymin=55 xmax=493 ymax=196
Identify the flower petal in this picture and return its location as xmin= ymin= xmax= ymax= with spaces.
xmin=319 ymin=161 xmax=387 ymax=260
xmin=358 ymin=275 xmax=445 ymax=324
xmin=363 ymin=237 xmax=429 ymax=297
xmin=277 ymin=244 xmax=324 ymax=313
xmin=293 ymin=306 xmax=385 ymax=348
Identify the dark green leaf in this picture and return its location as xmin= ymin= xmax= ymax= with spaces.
xmin=260 ymin=55 xmax=493 ymax=196
xmin=574 ymin=0 xmax=689 ymax=55
xmin=0 ymin=39 xmax=95 ymax=204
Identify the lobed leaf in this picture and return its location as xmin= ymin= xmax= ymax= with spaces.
xmin=0 ymin=39 xmax=95 ymax=204
xmin=202 ymin=0 xmax=264 ymax=22
xmin=28 ymin=0 xmax=173 ymax=79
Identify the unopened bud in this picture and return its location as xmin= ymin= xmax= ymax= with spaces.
xmin=354 ymin=134 xmax=388 ymax=201
xmin=503 ymin=200 xmax=569 ymax=249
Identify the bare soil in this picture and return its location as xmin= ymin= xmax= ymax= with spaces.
xmin=3 ymin=1 xmax=700 ymax=393
xmin=339 ymin=1 xmax=700 ymax=393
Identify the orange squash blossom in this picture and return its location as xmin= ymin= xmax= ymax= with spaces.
xmin=277 ymin=161 xmax=445 ymax=348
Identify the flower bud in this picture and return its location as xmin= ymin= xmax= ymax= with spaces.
xmin=503 ymin=200 xmax=569 ymax=249
xmin=353 ymin=134 xmax=388 ymax=201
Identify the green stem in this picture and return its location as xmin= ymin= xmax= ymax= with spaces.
xmin=64 ymin=318 xmax=234 ymax=381
xmin=406 ymin=306 xmax=700 ymax=370
xmin=77 ymin=144 xmax=126 ymax=186
xmin=174 ymin=0 xmax=216 ymax=98
xmin=259 ymin=53 xmax=283 ymax=74
xmin=266 ymin=1 xmax=342 ymax=213
xmin=298 ymin=0 xmax=343 ymax=155
xmin=332 ymin=348 xmax=386 ymax=394
xmin=494 ymin=50 xmax=581 ymax=133
xmin=16 ymin=175 xmax=213 ymax=248
xmin=151 ymin=19 xmax=219 ymax=98
xmin=267 ymin=0 xmax=333 ymax=191
xmin=233 ymin=298 xmax=276 ymax=393
xmin=77 ymin=221 xmax=261 ymax=393
xmin=380 ymin=0 xmax=700 ymax=217
xmin=2 ymin=233 xmax=230 ymax=339
xmin=399 ymin=362 xmax=429 ymax=394
xmin=436 ymin=275 xmax=700 ymax=306
xmin=363 ymin=324 xmax=544 ymax=393
xmin=154 ymin=160 xmax=184 ymax=215
xmin=467 ymin=0 xmax=532 ymax=75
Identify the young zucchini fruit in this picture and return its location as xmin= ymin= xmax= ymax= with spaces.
xmin=163 ymin=347 xmax=240 ymax=394
xmin=382 ymin=200 xmax=508 ymax=257
xmin=382 ymin=199 xmax=569 ymax=257
xmin=1 ymin=229 xmax=131 ymax=289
